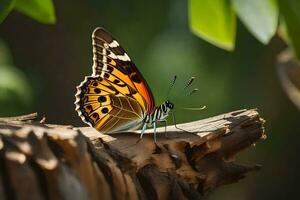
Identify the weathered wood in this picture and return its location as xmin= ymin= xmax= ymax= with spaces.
xmin=0 ymin=109 xmax=265 ymax=200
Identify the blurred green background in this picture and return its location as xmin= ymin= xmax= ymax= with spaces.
xmin=1 ymin=0 xmax=300 ymax=199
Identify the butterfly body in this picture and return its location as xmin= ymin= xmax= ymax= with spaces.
xmin=75 ymin=27 xmax=174 ymax=141
xmin=144 ymin=100 xmax=174 ymax=125
xmin=139 ymin=100 xmax=174 ymax=141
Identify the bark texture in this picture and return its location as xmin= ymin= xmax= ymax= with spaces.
xmin=0 ymin=109 xmax=266 ymax=200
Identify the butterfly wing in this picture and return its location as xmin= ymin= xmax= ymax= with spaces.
xmin=91 ymin=27 xmax=155 ymax=113
xmin=75 ymin=27 xmax=155 ymax=133
xmin=75 ymin=76 xmax=145 ymax=133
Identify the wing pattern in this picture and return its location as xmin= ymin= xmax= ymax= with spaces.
xmin=75 ymin=76 xmax=144 ymax=133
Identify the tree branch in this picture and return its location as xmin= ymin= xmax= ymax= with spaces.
xmin=0 ymin=109 xmax=265 ymax=200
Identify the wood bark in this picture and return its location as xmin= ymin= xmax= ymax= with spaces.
xmin=0 ymin=109 xmax=266 ymax=200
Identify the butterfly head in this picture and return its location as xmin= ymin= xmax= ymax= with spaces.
xmin=165 ymin=100 xmax=174 ymax=110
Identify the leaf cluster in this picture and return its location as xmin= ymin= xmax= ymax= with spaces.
xmin=189 ymin=0 xmax=300 ymax=58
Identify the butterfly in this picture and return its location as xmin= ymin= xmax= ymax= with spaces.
xmin=75 ymin=27 xmax=179 ymax=142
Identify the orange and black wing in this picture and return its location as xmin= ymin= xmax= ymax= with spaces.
xmin=75 ymin=76 xmax=145 ymax=133
xmin=91 ymin=27 xmax=155 ymax=113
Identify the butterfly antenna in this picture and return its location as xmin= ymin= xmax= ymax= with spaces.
xmin=166 ymin=75 xmax=177 ymax=99
xmin=185 ymin=88 xmax=199 ymax=96
xmin=180 ymin=105 xmax=206 ymax=111
xmin=183 ymin=76 xmax=195 ymax=90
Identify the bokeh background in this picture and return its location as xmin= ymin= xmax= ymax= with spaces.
xmin=1 ymin=0 xmax=300 ymax=199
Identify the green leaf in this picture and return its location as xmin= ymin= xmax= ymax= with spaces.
xmin=233 ymin=0 xmax=278 ymax=44
xmin=15 ymin=0 xmax=56 ymax=24
xmin=0 ymin=40 xmax=32 ymax=106
xmin=189 ymin=0 xmax=236 ymax=51
xmin=0 ymin=0 xmax=16 ymax=23
xmin=0 ymin=65 xmax=32 ymax=105
xmin=279 ymin=0 xmax=300 ymax=59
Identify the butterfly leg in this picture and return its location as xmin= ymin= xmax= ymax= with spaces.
xmin=158 ymin=120 xmax=168 ymax=138
xmin=170 ymin=112 xmax=196 ymax=135
xmin=140 ymin=123 xmax=147 ymax=139
xmin=137 ymin=123 xmax=148 ymax=143
xmin=153 ymin=122 xmax=157 ymax=142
